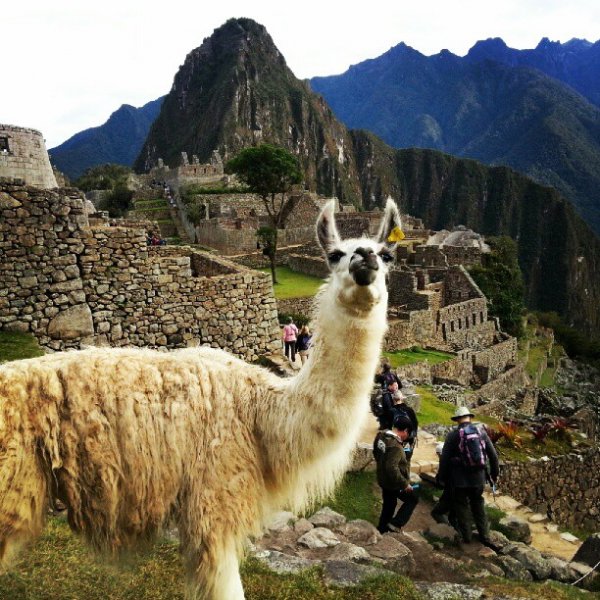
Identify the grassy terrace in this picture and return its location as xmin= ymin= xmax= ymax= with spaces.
xmin=0 ymin=331 xmax=45 ymax=363
xmin=261 ymin=266 xmax=324 ymax=299
xmin=383 ymin=347 xmax=453 ymax=368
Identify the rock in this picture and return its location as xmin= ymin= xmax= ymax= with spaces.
xmin=487 ymin=529 xmax=511 ymax=550
xmin=293 ymin=518 xmax=314 ymax=536
xmin=47 ymin=304 xmax=94 ymax=340
xmin=349 ymin=443 xmax=376 ymax=472
xmin=336 ymin=519 xmax=381 ymax=546
xmin=367 ymin=535 xmax=415 ymax=575
xmin=559 ymin=532 xmax=580 ymax=544
xmin=478 ymin=546 xmax=496 ymax=558
xmin=266 ymin=511 xmax=296 ymax=533
xmin=426 ymin=523 xmax=460 ymax=543
xmin=499 ymin=515 xmax=532 ymax=544
xmin=572 ymin=533 xmax=600 ymax=568
xmin=297 ymin=527 xmax=340 ymax=549
xmin=508 ymin=545 xmax=551 ymax=580
xmin=569 ymin=561 xmax=593 ymax=579
xmin=547 ymin=557 xmax=574 ymax=583
xmin=528 ymin=513 xmax=548 ymax=523
xmin=308 ymin=507 xmax=346 ymax=528
xmin=254 ymin=550 xmax=316 ymax=574
xmin=494 ymin=555 xmax=533 ymax=581
xmin=326 ymin=542 xmax=370 ymax=563
xmin=322 ymin=560 xmax=385 ymax=587
xmin=415 ymin=582 xmax=485 ymax=599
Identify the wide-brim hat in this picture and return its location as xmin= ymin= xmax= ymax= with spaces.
xmin=451 ymin=406 xmax=475 ymax=421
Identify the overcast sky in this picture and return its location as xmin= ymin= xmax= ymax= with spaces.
xmin=3 ymin=0 xmax=599 ymax=148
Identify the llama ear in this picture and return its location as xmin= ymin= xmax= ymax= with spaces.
xmin=376 ymin=197 xmax=403 ymax=247
xmin=316 ymin=200 xmax=341 ymax=253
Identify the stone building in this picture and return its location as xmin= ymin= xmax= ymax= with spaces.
xmin=0 ymin=178 xmax=281 ymax=361
xmin=0 ymin=124 xmax=57 ymax=189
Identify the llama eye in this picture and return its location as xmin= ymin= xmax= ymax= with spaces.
xmin=379 ymin=251 xmax=394 ymax=263
xmin=327 ymin=250 xmax=346 ymax=264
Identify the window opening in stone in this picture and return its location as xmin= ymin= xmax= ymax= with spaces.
xmin=0 ymin=137 xmax=9 ymax=153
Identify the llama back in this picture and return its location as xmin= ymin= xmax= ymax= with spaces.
xmin=0 ymin=346 xmax=274 ymax=561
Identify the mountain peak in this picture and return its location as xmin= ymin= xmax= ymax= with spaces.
xmin=466 ymin=38 xmax=510 ymax=62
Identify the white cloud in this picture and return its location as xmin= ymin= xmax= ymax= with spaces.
xmin=3 ymin=0 xmax=598 ymax=148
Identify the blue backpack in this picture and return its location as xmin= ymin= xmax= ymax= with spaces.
xmin=458 ymin=424 xmax=487 ymax=469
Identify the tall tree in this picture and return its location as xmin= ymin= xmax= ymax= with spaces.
xmin=225 ymin=144 xmax=302 ymax=282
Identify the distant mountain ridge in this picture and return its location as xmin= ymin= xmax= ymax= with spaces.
xmin=310 ymin=38 xmax=600 ymax=235
xmin=133 ymin=19 xmax=600 ymax=337
xmin=49 ymin=97 xmax=164 ymax=179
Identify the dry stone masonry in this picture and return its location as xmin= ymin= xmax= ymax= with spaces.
xmin=0 ymin=179 xmax=281 ymax=360
xmin=0 ymin=125 xmax=57 ymax=189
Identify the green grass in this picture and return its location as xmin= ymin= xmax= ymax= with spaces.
xmin=383 ymin=348 xmax=453 ymax=368
xmin=415 ymin=386 xmax=456 ymax=426
xmin=0 ymin=331 xmax=45 ymax=363
xmin=316 ymin=471 xmax=380 ymax=524
xmin=0 ymin=518 xmax=422 ymax=600
xmin=261 ymin=266 xmax=324 ymax=299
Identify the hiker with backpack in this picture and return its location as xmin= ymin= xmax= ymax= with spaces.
xmin=437 ymin=406 xmax=499 ymax=547
xmin=373 ymin=415 xmax=419 ymax=534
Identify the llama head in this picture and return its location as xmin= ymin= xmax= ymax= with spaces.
xmin=316 ymin=197 xmax=401 ymax=314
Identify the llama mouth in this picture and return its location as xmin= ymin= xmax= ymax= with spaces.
xmin=351 ymin=265 xmax=378 ymax=286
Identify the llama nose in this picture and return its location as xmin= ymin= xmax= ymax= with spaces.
xmin=350 ymin=247 xmax=379 ymax=286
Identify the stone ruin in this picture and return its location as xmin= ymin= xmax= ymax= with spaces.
xmin=0 ymin=177 xmax=281 ymax=361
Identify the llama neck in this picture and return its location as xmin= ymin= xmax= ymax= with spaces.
xmin=287 ymin=288 xmax=388 ymax=440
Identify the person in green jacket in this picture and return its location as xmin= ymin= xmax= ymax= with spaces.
xmin=373 ymin=415 xmax=419 ymax=533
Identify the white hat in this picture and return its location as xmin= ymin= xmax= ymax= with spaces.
xmin=451 ymin=406 xmax=475 ymax=421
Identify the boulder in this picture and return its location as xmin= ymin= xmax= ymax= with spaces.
xmin=367 ymin=535 xmax=415 ymax=575
xmin=499 ymin=515 xmax=532 ymax=544
xmin=297 ymin=527 xmax=340 ymax=549
xmin=487 ymin=529 xmax=511 ymax=551
xmin=47 ymin=304 xmax=94 ymax=340
xmin=308 ymin=507 xmax=346 ymax=529
xmin=415 ymin=582 xmax=485 ymax=599
xmin=494 ymin=555 xmax=533 ymax=581
xmin=266 ymin=511 xmax=296 ymax=533
xmin=546 ymin=557 xmax=574 ymax=583
xmin=293 ymin=518 xmax=314 ymax=536
xmin=322 ymin=560 xmax=385 ymax=587
xmin=349 ymin=443 xmax=376 ymax=472
xmin=572 ymin=533 xmax=600 ymax=568
xmin=508 ymin=545 xmax=551 ymax=580
xmin=336 ymin=519 xmax=381 ymax=546
xmin=254 ymin=549 xmax=316 ymax=574
xmin=327 ymin=542 xmax=370 ymax=563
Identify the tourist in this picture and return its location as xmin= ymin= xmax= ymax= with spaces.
xmin=282 ymin=317 xmax=298 ymax=362
xmin=430 ymin=441 xmax=457 ymax=528
xmin=437 ymin=406 xmax=499 ymax=546
xmin=375 ymin=362 xmax=402 ymax=391
xmin=295 ymin=325 xmax=312 ymax=365
xmin=390 ymin=390 xmax=418 ymax=461
xmin=373 ymin=414 xmax=419 ymax=533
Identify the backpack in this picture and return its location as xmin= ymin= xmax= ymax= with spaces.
xmin=458 ymin=423 xmax=487 ymax=469
xmin=370 ymin=389 xmax=385 ymax=417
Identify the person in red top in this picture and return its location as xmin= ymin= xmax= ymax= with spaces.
xmin=282 ymin=317 xmax=299 ymax=362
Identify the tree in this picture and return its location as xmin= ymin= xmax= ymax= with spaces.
xmin=225 ymin=144 xmax=302 ymax=282
xmin=469 ymin=236 xmax=525 ymax=337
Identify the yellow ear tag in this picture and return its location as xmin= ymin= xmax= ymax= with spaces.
xmin=387 ymin=226 xmax=405 ymax=243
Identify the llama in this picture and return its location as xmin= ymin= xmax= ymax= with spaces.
xmin=0 ymin=198 xmax=401 ymax=599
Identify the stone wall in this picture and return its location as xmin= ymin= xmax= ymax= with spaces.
xmin=431 ymin=352 xmax=475 ymax=386
xmin=500 ymin=448 xmax=600 ymax=531
xmin=384 ymin=312 xmax=437 ymax=351
xmin=0 ymin=125 xmax=57 ymax=189
xmin=287 ymin=254 xmax=329 ymax=279
xmin=472 ymin=336 xmax=517 ymax=382
xmin=0 ymin=180 xmax=281 ymax=361
xmin=277 ymin=297 xmax=315 ymax=321
xmin=388 ymin=269 xmax=434 ymax=311
xmin=476 ymin=364 xmax=527 ymax=403
xmin=438 ymin=298 xmax=490 ymax=348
